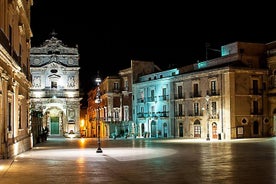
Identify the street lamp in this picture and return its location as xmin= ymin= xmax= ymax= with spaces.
xmin=205 ymin=95 xmax=210 ymax=141
xmin=95 ymin=72 xmax=103 ymax=153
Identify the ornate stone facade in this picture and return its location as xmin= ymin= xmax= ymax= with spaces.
xmin=0 ymin=0 xmax=33 ymax=159
xmin=30 ymin=35 xmax=81 ymax=139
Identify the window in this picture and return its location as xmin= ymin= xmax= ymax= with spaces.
xmin=51 ymin=81 xmax=57 ymax=88
xmin=124 ymin=79 xmax=128 ymax=90
xmin=194 ymin=126 xmax=201 ymax=136
xmin=151 ymin=89 xmax=155 ymax=101
xmin=151 ymin=106 xmax=155 ymax=114
xmin=193 ymin=83 xmax=199 ymax=97
xmin=114 ymin=82 xmax=119 ymax=90
xmin=178 ymin=86 xmax=182 ymax=98
xmin=211 ymin=81 xmax=216 ymax=94
xmin=253 ymin=101 xmax=258 ymax=114
xmin=124 ymin=106 xmax=129 ymax=121
xmin=9 ymin=25 xmax=12 ymax=50
xmin=211 ymin=102 xmax=216 ymax=116
xmin=140 ymin=90 xmax=144 ymax=100
xmin=178 ymin=104 xmax=183 ymax=116
xmin=262 ymin=82 xmax=266 ymax=91
xmin=140 ymin=106 xmax=144 ymax=113
xmin=115 ymin=110 xmax=119 ymax=118
xmin=162 ymin=88 xmax=166 ymax=100
xmin=163 ymin=105 xmax=167 ymax=116
xmin=8 ymin=102 xmax=12 ymax=131
xmin=194 ymin=102 xmax=199 ymax=116
xmin=18 ymin=105 xmax=22 ymax=129
xmin=253 ymin=80 xmax=258 ymax=94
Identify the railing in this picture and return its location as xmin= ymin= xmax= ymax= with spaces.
xmin=31 ymin=89 xmax=79 ymax=98
xmin=250 ymin=110 xmax=263 ymax=115
xmin=249 ymin=89 xmax=263 ymax=95
xmin=188 ymin=111 xmax=203 ymax=116
xmin=158 ymin=95 xmax=169 ymax=101
xmin=174 ymin=93 xmax=184 ymax=100
xmin=157 ymin=111 xmax=169 ymax=117
xmin=206 ymin=90 xmax=220 ymax=96
xmin=190 ymin=91 xmax=202 ymax=98
xmin=137 ymin=98 xmax=145 ymax=103
xmin=175 ymin=111 xmax=185 ymax=117
xmin=147 ymin=96 xmax=156 ymax=102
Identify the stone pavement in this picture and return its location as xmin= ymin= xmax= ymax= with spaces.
xmin=0 ymin=158 xmax=13 ymax=177
xmin=0 ymin=136 xmax=276 ymax=184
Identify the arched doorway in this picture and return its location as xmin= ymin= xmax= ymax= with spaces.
xmin=44 ymin=107 xmax=64 ymax=136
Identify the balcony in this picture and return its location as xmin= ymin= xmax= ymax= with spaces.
xmin=175 ymin=111 xmax=185 ymax=117
xmin=206 ymin=90 xmax=220 ymax=96
xmin=188 ymin=111 xmax=203 ymax=116
xmin=137 ymin=113 xmax=147 ymax=118
xmin=147 ymin=96 xmax=156 ymax=102
xmin=174 ymin=93 xmax=185 ymax=100
xmin=157 ymin=111 xmax=169 ymax=117
xmin=250 ymin=110 xmax=263 ymax=115
xmin=31 ymin=89 xmax=79 ymax=98
xmin=249 ymin=89 xmax=263 ymax=95
xmin=210 ymin=114 xmax=219 ymax=119
xmin=137 ymin=98 xmax=145 ymax=103
xmin=190 ymin=91 xmax=202 ymax=98
xmin=158 ymin=95 xmax=169 ymax=101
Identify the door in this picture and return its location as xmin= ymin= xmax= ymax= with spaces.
xmin=179 ymin=123 xmax=183 ymax=137
xmin=51 ymin=117 xmax=59 ymax=135
xmin=212 ymin=122 xmax=217 ymax=139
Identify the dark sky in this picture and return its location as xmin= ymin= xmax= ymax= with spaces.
xmin=30 ymin=1 xmax=276 ymax=96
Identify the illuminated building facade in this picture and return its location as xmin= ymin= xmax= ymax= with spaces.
xmin=133 ymin=41 xmax=271 ymax=140
xmin=266 ymin=41 xmax=276 ymax=137
xmin=172 ymin=41 xmax=269 ymax=140
xmin=86 ymin=41 xmax=276 ymax=140
xmin=0 ymin=0 xmax=33 ymax=158
xmin=133 ymin=68 xmax=179 ymax=138
xmin=86 ymin=60 xmax=160 ymax=138
xmin=30 ymin=35 xmax=82 ymax=139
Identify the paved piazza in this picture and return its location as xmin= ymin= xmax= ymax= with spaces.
xmin=0 ymin=136 xmax=275 ymax=184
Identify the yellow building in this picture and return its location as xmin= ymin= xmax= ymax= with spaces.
xmin=0 ymin=0 xmax=33 ymax=158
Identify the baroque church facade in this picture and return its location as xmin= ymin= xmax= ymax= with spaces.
xmin=29 ymin=35 xmax=81 ymax=139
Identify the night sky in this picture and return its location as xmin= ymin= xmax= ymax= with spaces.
xmin=30 ymin=1 xmax=276 ymax=98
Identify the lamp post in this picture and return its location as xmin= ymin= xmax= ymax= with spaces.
xmin=95 ymin=73 xmax=103 ymax=153
xmin=205 ymin=95 xmax=210 ymax=141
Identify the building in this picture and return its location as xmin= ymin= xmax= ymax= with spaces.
xmin=133 ymin=68 xmax=179 ymax=138
xmin=85 ymin=40 xmax=276 ymax=141
xmin=29 ymin=34 xmax=82 ymax=140
xmin=86 ymin=60 xmax=160 ymax=139
xmin=87 ymin=75 xmax=130 ymax=139
xmin=266 ymin=41 xmax=276 ymax=136
xmin=133 ymin=41 xmax=270 ymax=140
xmin=0 ymin=0 xmax=33 ymax=158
